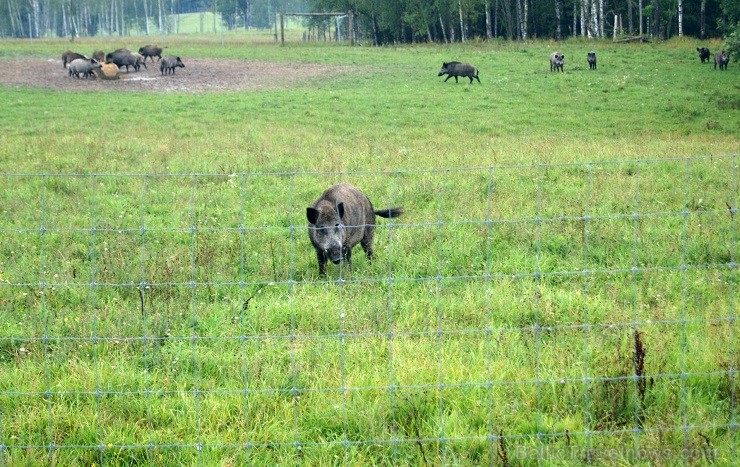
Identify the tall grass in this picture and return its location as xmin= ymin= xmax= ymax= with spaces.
xmin=0 ymin=33 xmax=738 ymax=465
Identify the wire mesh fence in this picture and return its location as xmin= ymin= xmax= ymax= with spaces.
xmin=0 ymin=156 xmax=736 ymax=465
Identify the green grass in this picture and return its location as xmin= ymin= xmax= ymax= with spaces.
xmin=0 ymin=33 xmax=738 ymax=465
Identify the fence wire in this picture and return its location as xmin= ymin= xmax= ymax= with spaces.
xmin=0 ymin=156 xmax=736 ymax=465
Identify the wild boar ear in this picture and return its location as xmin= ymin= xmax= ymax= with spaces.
xmin=336 ymin=202 xmax=345 ymax=219
xmin=306 ymin=207 xmax=318 ymax=225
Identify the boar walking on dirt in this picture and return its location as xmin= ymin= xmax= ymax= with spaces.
xmin=306 ymin=183 xmax=403 ymax=275
xmin=139 ymin=45 xmax=164 ymax=63
xmin=62 ymin=50 xmax=87 ymax=68
xmin=160 ymin=56 xmax=185 ymax=75
xmin=106 ymin=49 xmax=140 ymax=72
xmin=438 ymin=61 xmax=480 ymax=83
xmin=131 ymin=52 xmax=148 ymax=70
xmin=68 ymin=58 xmax=101 ymax=79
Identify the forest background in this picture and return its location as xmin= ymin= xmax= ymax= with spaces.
xmin=2 ymin=0 xmax=739 ymax=50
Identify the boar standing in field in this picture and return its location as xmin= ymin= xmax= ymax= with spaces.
xmin=696 ymin=47 xmax=710 ymax=63
xmin=160 ymin=56 xmax=185 ymax=75
xmin=437 ymin=61 xmax=480 ymax=83
xmin=550 ymin=52 xmax=565 ymax=72
xmin=92 ymin=50 xmax=105 ymax=63
xmin=68 ymin=58 xmax=101 ymax=79
xmin=587 ymin=51 xmax=597 ymax=70
xmin=62 ymin=50 xmax=87 ymax=68
xmin=106 ymin=49 xmax=140 ymax=72
xmin=714 ymin=51 xmax=729 ymax=70
xmin=139 ymin=45 xmax=164 ymax=63
xmin=306 ymin=183 xmax=403 ymax=275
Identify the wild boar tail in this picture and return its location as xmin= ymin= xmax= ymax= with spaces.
xmin=374 ymin=207 xmax=403 ymax=218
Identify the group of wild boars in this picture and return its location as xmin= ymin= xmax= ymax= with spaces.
xmin=439 ymin=52 xmax=603 ymax=81
xmin=587 ymin=52 xmax=597 ymax=70
xmin=160 ymin=56 xmax=185 ymax=75
xmin=550 ymin=52 xmax=565 ymax=72
xmin=714 ymin=51 xmax=729 ymax=70
xmin=696 ymin=47 xmax=711 ymax=63
xmin=139 ymin=45 xmax=165 ymax=63
xmin=695 ymin=47 xmax=729 ymax=69
xmin=60 ymin=44 xmax=182 ymax=80
xmin=438 ymin=61 xmax=480 ymax=83
xmin=306 ymin=183 xmax=403 ymax=275
xmin=68 ymin=58 xmax=101 ymax=79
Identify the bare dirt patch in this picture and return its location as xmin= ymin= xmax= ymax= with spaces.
xmin=0 ymin=58 xmax=354 ymax=93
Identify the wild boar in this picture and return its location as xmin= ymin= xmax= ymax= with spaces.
xmin=160 ymin=56 xmax=185 ymax=75
xmin=92 ymin=50 xmax=105 ymax=63
xmin=306 ymin=183 xmax=403 ymax=275
xmin=587 ymin=51 xmax=597 ymax=70
xmin=139 ymin=45 xmax=164 ymax=63
xmin=106 ymin=49 xmax=140 ymax=72
xmin=696 ymin=47 xmax=710 ymax=63
xmin=131 ymin=52 xmax=148 ymax=70
xmin=714 ymin=51 xmax=729 ymax=70
xmin=68 ymin=58 xmax=101 ymax=79
xmin=550 ymin=52 xmax=565 ymax=72
xmin=437 ymin=61 xmax=480 ymax=83
xmin=62 ymin=50 xmax=87 ymax=68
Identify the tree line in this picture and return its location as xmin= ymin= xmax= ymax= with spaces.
xmin=308 ymin=0 xmax=738 ymax=44
xmin=1 ymin=0 xmax=737 ymax=44
xmin=0 ymin=0 xmax=305 ymax=38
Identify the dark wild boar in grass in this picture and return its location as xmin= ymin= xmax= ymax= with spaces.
xmin=160 ymin=56 xmax=185 ymax=75
xmin=306 ymin=183 xmax=403 ymax=275
xmin=587 ymin=52 xmax=597 ymax=70
xmin=550 ymin=52 xmax=565 ymax=72
xmin=697 ymin=47 xmax=710 ymax=63
xmin=438 ymin=61 xmax=480 ymax=83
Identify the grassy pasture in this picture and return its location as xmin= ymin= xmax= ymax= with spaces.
xmin=0 ymin=33 xmax=738 ymax=465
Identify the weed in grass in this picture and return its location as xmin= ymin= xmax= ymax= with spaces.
xmin=497 ymin=431 xmax=509 ymax=466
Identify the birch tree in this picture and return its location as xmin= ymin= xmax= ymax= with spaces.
xmin=484 ymin=0 xmax=491 ymax=39
xmin=143 ymin=0 xmax=150 ymax=34
xmin=678 ymin=0 xmax=682 ymax=37
xmin=457 ymin=0 xmax=465 ymax=42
